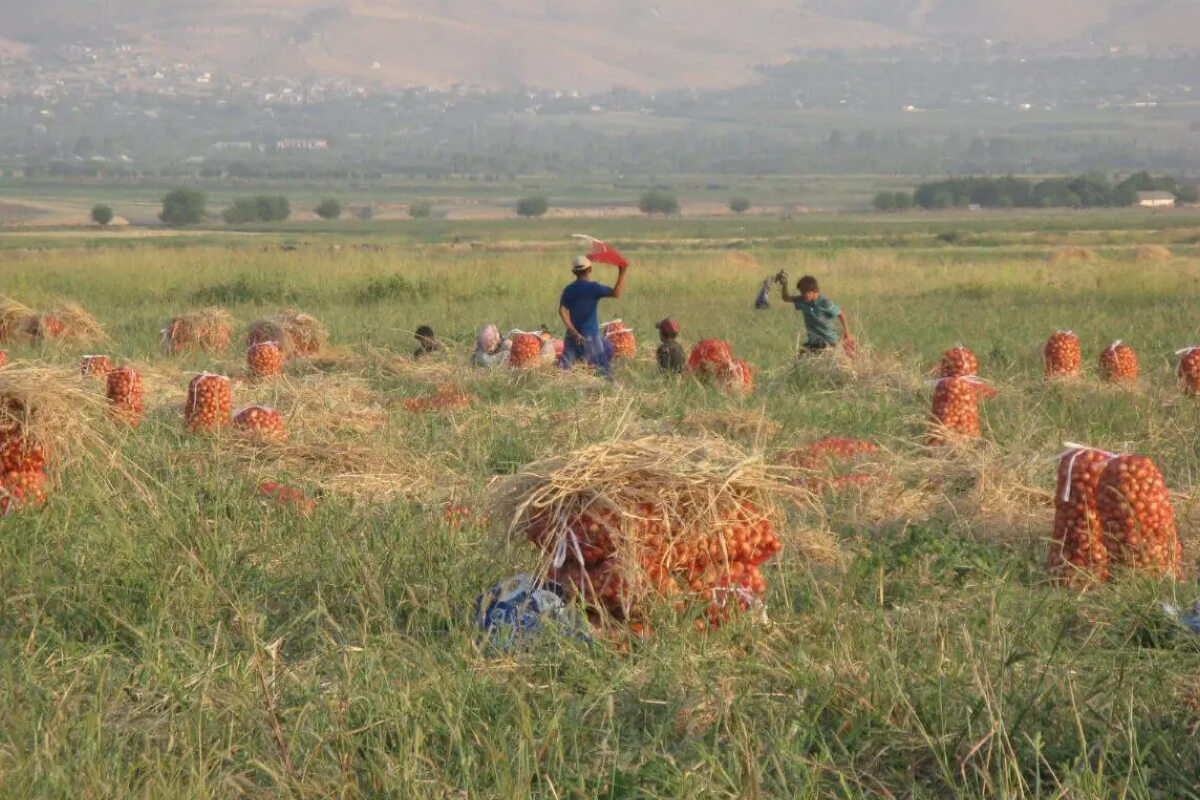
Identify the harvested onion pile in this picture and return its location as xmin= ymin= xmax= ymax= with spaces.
xmin=257 ymin=481 xmax=316 ymax=514
xmin=105 ymin=367 xmax=144 ymax=425
xmin=402 ymin=384 xmax=473 ymax=413
xmin=234 ymin=405 xmax=288 ymax=442
xmin=930 ymin=376 xmax=981 ymax=443
xmin=687 ymin=339 xmax=754 ymax=392
xmin=163 ymin=309 xmax=233 ymax=354
xmin=0 ymin=351 xmax=7 ymax=368
xmin=80 ymin=355 xmax=113 ymax=378
xmin=508 ymin=333 xmax=544 ymax=368
xmin=0 ymin=398 xmax=49 ymax=516
xmin=1099 ymin=341 xmax=1137 ymax=383
xmin=1097 ymin=455 xmax=1182 ymax=579
xmin=1178 ymin=348 xmax=1200 ymax=395
xmin=1047 ymin=446 xmax=1112 ymax=587
xmin=490 ymin=436 xmax=801 ymax=632
xmin=247 ymin=342 xmax=283 ymax=379
xmin=603 ymin=320 xmax=637 ymax=359
xmin=938 ymin=346 xmax=978 ymax=378
xmin=185 ymin=373 xmax=233 ymax=433
xmin=246 ymin=311 xmax=327 ymax=357
xmin=1044 ymin=331 xmax=1082 ymax=378
xmin=784 ymin=437 xmax=883 ymax=494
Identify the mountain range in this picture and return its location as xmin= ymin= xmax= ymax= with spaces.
xmin=6 ymin=0 xmax=1200 ymax=91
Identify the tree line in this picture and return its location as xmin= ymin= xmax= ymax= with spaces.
xmin=878 ymin=172 xmax=1199 ymax=211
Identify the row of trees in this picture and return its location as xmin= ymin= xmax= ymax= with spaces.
xmin=147 ymin=189 xmax=752 ymax=226
xmin=515 ymin=193 xmax=751 ymax=218
xmin=877 ymin=172 xmax=1199 ymax=211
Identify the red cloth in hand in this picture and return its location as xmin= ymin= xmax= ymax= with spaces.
xmin=587 ymin=240 xmax=628 ymax=268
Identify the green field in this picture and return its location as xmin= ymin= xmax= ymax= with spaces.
xmin=3 ymin=213 xmax=1200 ymax=798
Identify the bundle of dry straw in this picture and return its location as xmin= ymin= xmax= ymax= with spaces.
xmin=0 ymin=365 xmax=113 ymax=471
xmin=0 ymin=297 xmax=35 ymax=341
xmin=246 ymin=310 xmax=328 ymax=356
xmin=163 ymin=308 xmax=234 ymax=354
xmin=487 ymin=435 xmax=827 ymax=627
xmin=21 ymin=302 xmax=106 ymax=342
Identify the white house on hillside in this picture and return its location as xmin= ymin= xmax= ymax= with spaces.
xmin=1137 ymin=191 xmax=1176 ymax=208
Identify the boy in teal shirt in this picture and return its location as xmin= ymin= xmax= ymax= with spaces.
xmin=778 ymin=274 xmax=853 ymax=353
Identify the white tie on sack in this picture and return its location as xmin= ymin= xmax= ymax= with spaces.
xmin=549 ymin=509 xmax=589 ymax=603
xmin=1053 ymin=442 xmax=1118 ymax=503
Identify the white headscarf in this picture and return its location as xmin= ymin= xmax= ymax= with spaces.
xmin=477 ymin=324 xmax=501 ymax=353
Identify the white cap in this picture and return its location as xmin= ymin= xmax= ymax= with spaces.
xmin=571 ymin=255 xmax=592 ymax=272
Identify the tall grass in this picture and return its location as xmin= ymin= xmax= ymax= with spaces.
xmin=2 ymin=233 xmax=1200 ymax=797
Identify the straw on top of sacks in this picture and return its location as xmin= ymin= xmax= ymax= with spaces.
xmin=488 ymin=435 xmax=817 ymax=633
xmin=246 ymin=310 xmax=327 ymax=358
xmin=163 ymin=308 xmax=233 ymax=354
xmin=0 ymin=297 xmax=105 ymax=344
xmin=0 ymin=366 xmax=109 ymax=515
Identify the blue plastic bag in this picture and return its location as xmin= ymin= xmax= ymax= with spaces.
xmin=475 ymin=573 xmax=591 ymax=652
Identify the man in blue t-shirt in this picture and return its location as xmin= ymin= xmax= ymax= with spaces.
xmin=558 ymin=254 xmax=629 ymax=377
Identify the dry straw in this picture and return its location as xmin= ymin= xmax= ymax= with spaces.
xmin=486 ymin=435 xmax=834 ymax=601
xmin=162 ymin=308 xmax=234 ymax=354
xmin=0 ymin=297 xmax=35 ymax=341
xmin=29 ymin=301 xmax=107 ymax=342
xmin=246 ymin=310 xmax=328 ymax=356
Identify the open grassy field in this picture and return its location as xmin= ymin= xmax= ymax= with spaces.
xmin=4 ymin=215 xmax=1200 ymax=798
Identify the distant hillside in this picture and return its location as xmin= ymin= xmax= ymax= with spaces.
xmin=5 ymin=0 xmax=1200 ymax=91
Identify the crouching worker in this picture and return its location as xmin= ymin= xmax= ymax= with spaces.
xmin=656 ymin=317 xmax=686 ymax=375
xmin=413 ymin=325 xmax=444 ymax=359
xmin=558 ymin=254 xmax=628 ymax=378
xmin=779 ymin=274 xmax=853 ymax=354
xmin=471 ymin=323 xmax=507 ymax=368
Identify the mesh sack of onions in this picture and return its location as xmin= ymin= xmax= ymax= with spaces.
xmin=1097 ymin=455 xmax=1182 ymax=579
xmin=488 ymin=436 xmax=813 ymax=633
xmin=1044 ymin=331 xmax=1082 ymax=378
xmin=1099 ymin=341 xmax=1138 ymax=383
xmin=508 ymin=332 xmax=544 ymax=368
xmin=234 ymin=405 xmax=288 ymax=443
xmin=1177 ymin=348 xmax=1200 ymax=395
xmin=105 ymin=367 xmax=144 ymax=425
xmin=687 ymin=339 xmax=754 ymax=392
xmin=929 ymin=376 xmax=982 ymax=444
xmin=80 ymin=355 xmax=113 ymax=379
xmin=185 ymin=373 xmax=233 ymax=433
xmin=1047 ymin=445 xmax=1113 ymax=587
xmin=937 ymin=345 xmax=978 ymax=378
xmin=603 ymin=320 xmax=637 ymax=360
xmin=247 ymin=342 xmax=283 ymax=379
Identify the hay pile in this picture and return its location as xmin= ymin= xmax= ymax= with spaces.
xmin=1135 ymin=244 xmax=1172 ymax=261
xmin=0 ymin=297 xmax=105 ymax=343
xmin=163 ymin=308 xmax=234 ymax=354
xmin=488 ymin=435 xmax=828 ymax=629
xmin=0 ymin=297 xmax=34 ymax=341
xmin=21 ymin=302 xmax=106 ymax=342
xmin=246 ymin=310 xmax=328 ymax=356
xmin=0 ymin=366 xmax=108 ymax=468
xmin=1048 ymin=246 xmax=1096 ymax=263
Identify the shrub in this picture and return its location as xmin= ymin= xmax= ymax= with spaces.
xmin=314 ymin=199 xmax=342 ymax=220
xmin=409 ymin=201 xmax=433 ymax=219
xmin=729 ymin=197 xmax=751 ymax=215
xmin=638 ymin=190 xmax=680 ymax=216
xmin=160 ymin=188 xmax=206 ymax=226
xmin=91 ymin=204 xmax=113 ymax=226
xmin=516 ymin=195 xmax=549 ymax=218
